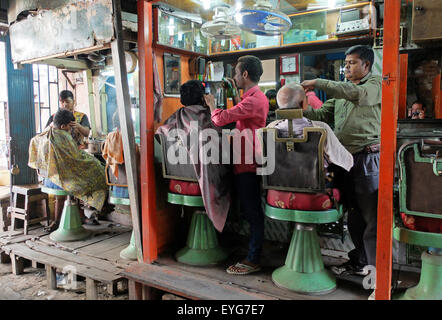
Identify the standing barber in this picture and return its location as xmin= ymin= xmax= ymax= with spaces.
xmin=45 ymin=90 xmax=91 ymax=148
xmin=301 ymin=45 xmax=382 ymax=275
xmin=206 ymin=55 xmax=269 ymax=275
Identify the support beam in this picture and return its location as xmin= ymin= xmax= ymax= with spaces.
xmin=375 ymin=0 xmax=401 ymax=301
xmin=100 ymin=86 xmax=108 ymax=134
xmin=138 ymin=0 xmax=158 ymax=263
xmin=128 ymin=280 xmax=143 ymax=300
xmin=37 ymin=58 xmax=89 ymax=71
xmin=11 ymin=253 xmax=24 ymax=275
xmin=46 ymin=265 xmax=57 ymax=290
xmin=111 ymin=0 xmax=143 ymax=261
xmin=86 ymin=69 xmax=97 ymax=138
xmin=86 ymin=278 xmax=98 ymax=300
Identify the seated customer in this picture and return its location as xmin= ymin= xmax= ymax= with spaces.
xmin=155 ymin=80 xmax=232 ymax=233
xmin=28 ymin=109 xmax=107 ymax=231
xmin=45 ymin=90 xmax=91 ymax=148
xmin=269 ymin=83 xmax=354 ymax=172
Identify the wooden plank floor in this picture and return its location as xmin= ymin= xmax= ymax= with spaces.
xmin=0 ymin=221 xmax=136 ymax=299
xmin=122 ymin=252 xmax=372 ymax=300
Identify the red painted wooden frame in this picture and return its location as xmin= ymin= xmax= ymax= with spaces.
xmin=375 ymin=0 xmax=401 ymax=301
xmin=138 ymin=0 xmax=158 ymax=263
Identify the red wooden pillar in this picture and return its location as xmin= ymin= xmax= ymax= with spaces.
xmin=398 ymin=54 xmax=408 ymax=119
xmin=138 ymin=0 xmax=158 ymax=263
xmin=375 ymin=0 xmax=401 ymax=300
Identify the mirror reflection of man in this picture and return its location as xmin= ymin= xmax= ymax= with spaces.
xmin=408 ymin=101 xmax=426 ymax=119
xmin=301 ymin=45 xmax=382 ymax=279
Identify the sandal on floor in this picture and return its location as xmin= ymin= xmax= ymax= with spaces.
xmin=226 ymin=262 xmax=261 ymax=275
xmin=44 ymin=222 xmax=58 ymax=232
xmin=83 ymin=218 xmax=100 ymax=226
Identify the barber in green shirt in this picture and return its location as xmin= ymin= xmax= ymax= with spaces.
xmin=301 ymin=45 xmax=382 ymax=277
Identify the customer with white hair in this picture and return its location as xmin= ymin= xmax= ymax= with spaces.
xmin=269 ymin=83 xmax=353 ymax=172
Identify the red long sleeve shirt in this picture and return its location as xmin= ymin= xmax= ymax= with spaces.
xmin=211 ymin=85 xmax=269 ymax=174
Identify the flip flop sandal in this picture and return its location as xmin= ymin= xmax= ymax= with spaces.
xmin=83 ymin=218 xmax=100 ymax=226
xmin=44 ymin=223 xmax=58 ymax=232
xmin=226 ymin=262 xmax=261 ymax=275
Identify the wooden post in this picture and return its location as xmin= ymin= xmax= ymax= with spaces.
xmin=128 ymin=280 xmax=143 ymax=300
xmin=86 ymin=278 xmax=98 ymax=300
xmin=46 ymin=265 xmax=57 ymax=290
xmin=111 ymin=0 xmax=143 ymax=261
xmin=0 ymin=251 xmax=10 ymax=264
xmin=86 ymin=69 xmax=97 ymax=138
xmin=375 ymin=0 xmax=401 ymax=301
xmin=11 ymin=253 xmax=24 ymax=275
xmin=138 ymin=0 xmax=158 ymax=263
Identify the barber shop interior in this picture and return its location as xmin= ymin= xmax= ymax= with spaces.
xmin=0 ymin=0 xmax=440 ymax=302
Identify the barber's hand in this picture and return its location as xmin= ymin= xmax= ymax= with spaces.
xmin=225 ymin=78 xmax=237 ymax=90
xmin=69 ymin=121 xmax=80 ymax=129
xmin=204 ymin=94 xmax=216 ymax=111
xmin=301 ymin=79 xmax=317 ymax=91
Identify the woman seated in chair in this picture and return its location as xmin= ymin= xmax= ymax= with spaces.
xmin=28 ymin=109 xmax=107 ymax=231
xmin=155 ymin=80 xmax=232 ymax=233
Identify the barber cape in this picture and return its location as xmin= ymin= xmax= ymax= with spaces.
xmin=155 ymin=104 xmax=232 ymax=232
xmin=28 ymin=126 xmax=107 ymax=210
xmin=268 ymin=117 xmax=354 ymax=172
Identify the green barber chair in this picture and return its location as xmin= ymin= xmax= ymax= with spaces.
xmin=257 ymin=109 xmax=343 ymax=295
xmin=106 ymin=163 xmax=137 ymax=261
xmin=394 ymin=140 xmax=442 ymax=300
xmin=157 ymin=134 xmax=228 ymax=266
xmin=41 ymin=183 xmax=91 ymax=242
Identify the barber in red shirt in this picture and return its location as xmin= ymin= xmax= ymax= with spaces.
xmin=206 ymin=55 xmax=269 ymax=275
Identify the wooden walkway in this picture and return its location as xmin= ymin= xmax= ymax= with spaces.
xmin=122 ymin=254 xmax=371 ymax=300
xmin=0 ymin=222 xmax=136 ymax=299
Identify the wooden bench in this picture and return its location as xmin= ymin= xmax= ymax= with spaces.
xmin=2 ymin=241 xmax=127 ymax=299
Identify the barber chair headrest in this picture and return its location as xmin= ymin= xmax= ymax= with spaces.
xmin=275 ymin=108 xmax=303 ymax=138
xmin=276 ymin=109 xmax=303 ymax=120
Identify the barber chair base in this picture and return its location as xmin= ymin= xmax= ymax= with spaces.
xmin=120 ymin=231 xmax=137 ymax=261
xmin=49 ymin=200 xmax=91 ymax=242
xmin=272 ymin=266 xmax=336 ymax=295
xmin=175 ymin=211 xmax=228 ymax=266
xmin=271 ymin=223 xmax=336 ymax=295
xmin=395 ymin=251 xmax=442 ymax=300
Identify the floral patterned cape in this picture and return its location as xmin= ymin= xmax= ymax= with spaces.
xmin=28 ymin=127 xmax=107 ymax=211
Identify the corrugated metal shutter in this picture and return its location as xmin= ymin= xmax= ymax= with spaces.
xmin=5 ymin=35 xmax=36 ymax=185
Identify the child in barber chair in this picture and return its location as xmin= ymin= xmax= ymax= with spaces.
xmin=28 ymin=109 xmax=107 ymax=231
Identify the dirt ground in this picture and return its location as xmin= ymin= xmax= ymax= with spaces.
xmin=0 ymin=262 xmax=128 ymax=300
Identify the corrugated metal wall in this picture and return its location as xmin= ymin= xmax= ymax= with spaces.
xmin=4 ymin=35 xmax=36 ymax=185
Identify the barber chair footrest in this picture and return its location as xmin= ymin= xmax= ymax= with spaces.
xmin=175 ymin=211 xmax=228 ymax=266
xmin=395 ymin=251 xmax=442 ymax=300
